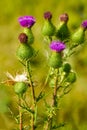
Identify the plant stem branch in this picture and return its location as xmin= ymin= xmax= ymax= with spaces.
xmin=52 ymin=69 xmax=58 ymax=107
xmin=45 ymin=69 xmax=59 ymax=130
xmin=26 ymin=61 xmax=36 ymax=130
xmin=19 ymin=97 xmax=23 ymax=130
xmin=26 ymin=61 xmax=35 ymax=102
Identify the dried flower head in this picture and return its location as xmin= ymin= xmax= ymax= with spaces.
xmin=6 ymin=72 xmax=28 ymax=83
xmin=50 ymin=41 xmax=66 ymax=52
xmin=59 ymin=13 xmax=69 ymax=23
xmin=44 ymin=11 xmax=52 ymax=20
xmin=81 ymin=20 xmax=87 ymax=30
xmin=18 ymin=16 xmax=36 ymax=28
xmin=18 ymin=33 xmax=28 ymax=43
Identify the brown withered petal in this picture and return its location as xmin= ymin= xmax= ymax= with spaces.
xmin=18 ymin=33 xmax=28 ymax=43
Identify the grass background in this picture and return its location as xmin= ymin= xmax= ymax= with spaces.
xmin=0 ymin=0 xmax=87 ymax=129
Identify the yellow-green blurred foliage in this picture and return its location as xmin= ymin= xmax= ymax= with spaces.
xmin=0 ymin=0 xmax=87 ymax=129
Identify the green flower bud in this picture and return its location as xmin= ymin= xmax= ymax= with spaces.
xmin=71 ymin=27 xmax=85 ymax=46
xmin=56 ymin=13 xmax=70 ymax=41
xmin=16 ymin=44 xmax=34 ymax=61
xmin=62 ymin=63 xmax=71 ymax=73
xmin=49 ymin=52 xmax=62 ymax=68
xmin=56 ymin=22 xmax=70 ymax=41
xmin=14 ymin=82 xmax=28 ymax=95
xmin=66 ymin=72 xmax=76 ymax=83
xmin=24 ymin=28 xmax=34 ymax=44
xmin=42 ymin=20 xmax=55 ymax=36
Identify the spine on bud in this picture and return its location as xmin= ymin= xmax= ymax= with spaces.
xmin=24 ymin=28 xmax=34 ymax=44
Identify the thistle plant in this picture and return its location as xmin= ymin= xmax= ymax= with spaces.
xmin=2 ymin=12 xmax=87 ymax=130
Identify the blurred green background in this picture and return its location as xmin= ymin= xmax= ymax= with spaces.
xmin=0 ymin=0 xmax=87 ymax=129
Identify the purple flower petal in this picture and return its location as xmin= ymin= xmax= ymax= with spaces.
xmin=81 ymin=20 xmax=87 ymax=29
xmin=18 ymin=16 xmax=36 ymax=28
xmin=50 ymin=41 xmax=66 ymax=52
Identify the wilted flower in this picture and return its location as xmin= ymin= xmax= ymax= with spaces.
xmin=59 ymin=13 xmax=69 ymax=23
xmin=50 ymin=41 xmax=66 ymax=52
xmin=6 ymin=72 xmax=28 ymax=83
xmin=18 ymin=33 xmax=28 ymax=43
xmin=18 ymin=16 xmax=36 ymax=28
xmin=44 ymin=11 xmax=52 ymax=20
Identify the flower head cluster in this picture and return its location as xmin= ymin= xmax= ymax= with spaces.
xmin=44 ymin=11 xmax=52 ymax=20
xmin=18 ymin=16 xmax=36 ymax=28
xmin=81 ymin=20 xmax=87 ymax=30
xmin=50 ymin=41 xmax=66 ymax=52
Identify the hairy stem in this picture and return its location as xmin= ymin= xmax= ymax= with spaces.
xmin=45 ymin=69 xmax=59 ymax=130
xmin=19 ymin=97 xmax=23 ymax=130
xmin=26 ymin=61 xmax=35 ymax=102
xmin=44 ymin=67 xmax=52 ymax=86
xmin=26 ymin=61 xmax=36 ymax=130
xmin=52 ymin=69 xmax=58 ymax=107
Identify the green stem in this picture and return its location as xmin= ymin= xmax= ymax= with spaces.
xmin=37 ymin=67 xmax=52 ymax=104
xmin=51 ymin=69 xmax=58 ymax=129
xmin=26 ymin=61 xmax=36 ymax=130
xmin=44 ymin=67 xmax=52 ymax=86
xmin=52 ymin=69 xmax=58 ymax=107
xmin=26 ymin=61 xmax=36 ymax=103
xmin=48 ymin=36 xmax=52 ymax=42
xmin=19 ymin=97 xmax=23 ymax=130
xmin=46 ymin=69 xmax=59 ymax=130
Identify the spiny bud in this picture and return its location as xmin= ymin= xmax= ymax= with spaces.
xmin=42 ymin=11 xmax=55 ymax=36
xmin=14 ymin=82 xmax=28 ymax=96
xmin=66 ymin=72 xmax=76 ymax=83
xmin=71 ymin=20 xmax=87 ymax=46
xmin=49 ymin=52 xmax=62 ymax=68
xmin=49 ymin=41 xmax=65 ymax=68
xmin=16 ymin=44 xmax=34 ymax=61
xmin=71 ymin=27 xmax=85 ymax=46
xmin=56 ymin=13 xmax=70 ymax=41
xmin=62 ymin=63 xmax=71 ymax=73
xmin=18 ymin=33 xmax=28 ymax=43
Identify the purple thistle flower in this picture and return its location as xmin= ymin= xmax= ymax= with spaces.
xmin=50 ymin=41 xmax=66 ymax=52
xmin=18 ymin=16 xmax=36 ymax=28
xmin=44 ymin=11 xmax=52 ymax=20
xmin=81 ymin=20 xmax=87 ymax=30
